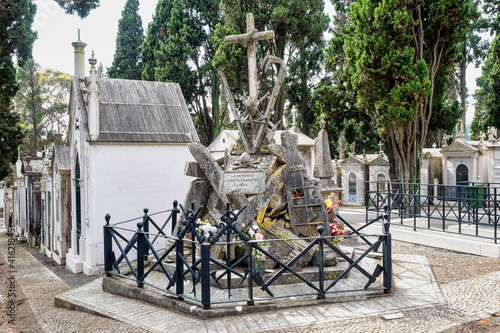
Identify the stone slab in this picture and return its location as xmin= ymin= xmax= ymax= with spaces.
xmin=220 ymin=170 xmax=265 ymax=195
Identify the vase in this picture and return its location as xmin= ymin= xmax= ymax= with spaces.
xmin=252 ymin=259 xmax=266 ymax=275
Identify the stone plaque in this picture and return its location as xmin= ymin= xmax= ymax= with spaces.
xmin=220 ymin=170 xmax=265 ymax=195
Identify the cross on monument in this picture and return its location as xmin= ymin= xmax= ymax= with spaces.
xmin=225 ymin=13 xmax=275 ymax=103
xmin=378 ymin=141 xmax=383 ymax=153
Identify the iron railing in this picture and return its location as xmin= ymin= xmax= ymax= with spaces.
xmin=366 ymin=180 xmax=500 ymax=243
xmin=103 ymin=201 xmax=392 ymax=309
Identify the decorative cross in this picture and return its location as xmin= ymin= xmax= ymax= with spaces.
xmin=432 ymin=143 xmax=437 ymax=149
xmin=291 ymin=106 xmax=298 ymax=128
xmin=225 ymin=13 xmax=274 ymax=102
xmin=378 ymin=141 xmax=383 ymax=153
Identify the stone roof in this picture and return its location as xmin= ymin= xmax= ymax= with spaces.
xmin=75 ymin=77 xmax=200 ymax=143
xmin=51 ymin=143 xmax=71 ymax=171
xmin=368 ymin=154 xmax=390 ymax=166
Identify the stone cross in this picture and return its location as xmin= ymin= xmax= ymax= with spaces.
xmin=432 ymin=143 xmax=437 ymax=149
xmin=378 ymin=141 xmax=383 ymax=153
xmin=225 ymin=13 xmax=274 ymax=102
xmin=292 ymin=106 xmax=297 ymax=128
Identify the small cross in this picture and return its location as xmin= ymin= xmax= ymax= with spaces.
xmin=432 ymin=143 xmax=437 ymax=149
xmin=225 ymin=13 xmax=275 ymax=101
xmin=378 ymin=141 xmax=383 ymax=152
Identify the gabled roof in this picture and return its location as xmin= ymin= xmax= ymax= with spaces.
xmin=441 ymin=140 xmax=478 ymax=154
xmin=368 ymin=154 xmax=390 ymax=166
xmin=73 ymin=77 xmax=200 ymax=143
xmin=341 ymin=154 xmax=364 ymax=164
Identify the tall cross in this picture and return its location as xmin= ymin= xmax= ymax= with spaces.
xmin=225 ymin=13 xmax=274 ymax=101
xmin=378 ymin=141 xmax=383 ymax=153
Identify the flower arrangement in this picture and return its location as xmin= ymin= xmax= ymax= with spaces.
xmin=197 ymin=219 xmax=218 ymax=237
xmin=323 ymin=193 xmax=345 ymax=242
xmin=242 ymin=223 xmax=264 ymax=259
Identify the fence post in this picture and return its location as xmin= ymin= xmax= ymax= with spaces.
xmin=382 ymin=211 xmax=392 ymax=294
xmin=200 ymin=243 xmax=211 ymax=309
xmin=103 ymin=214 xmax=112 ymax=277
xmin=175 ymin=236 xmax=184 ymax=297
xmin=136 ymin=221 xmax=146 ymax=288
xmin=247 ymin=241 xmax=254 ymax=306
xmin=172 ymin=200 xmax=178 ymax=235
xmin=317 ymin=226 xmax=325 ymax=299
xmin=143 ymin=208 xmax=149 ymax=262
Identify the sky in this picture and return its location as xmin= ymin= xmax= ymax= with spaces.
xmin=32 ymin=0 xmax=482 ymax=124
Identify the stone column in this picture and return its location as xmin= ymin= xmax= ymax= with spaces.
xmin=72 ymin=35 xmax=87 ymax=77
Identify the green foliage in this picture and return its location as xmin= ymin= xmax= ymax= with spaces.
xmin=326 ymin=0 xmax=471 ymax=180
xmin=142 ymin=0 xmax=224 ymax=145
xmin=107 ymin=0 xmax=144 ymax=80
xmin=485 ymin=36 xmax=500 ymax=129
xmin=14 ymin=61 xmax=71 ymax=155
xmin=0 ymin=0 xmax=36 ymax=179
xmin=53 ymin=0 xmax=100 ymax=18
xmin=471 ymin=35 xmax=500 ymax=138
xmin=213 ymin=0 xmax=329 ymax=131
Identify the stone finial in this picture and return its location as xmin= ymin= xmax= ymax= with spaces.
xmin=17 ymin=146 xmax=21 ymax=161
xmin=378 ymin=141 xmax=383 ymax=154
xmin=290 ymin=105 xmax=300 ymax=133
xmin=319 ymin=114 xmax=326 ymax=131
xmin=88 ymin=52 xmax=100 ymax=141
xmin=362 ymin=149 xmax=367 ymax=162
xmin=432 ymin=143 xmax=437 ymax=149
xmin=349 ymin=142 xmax=355 ymax=155
xmin=72 ymin=30 xmax=87 ymax=77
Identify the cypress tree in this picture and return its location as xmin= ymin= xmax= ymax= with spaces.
xmin=107 ymin=0 xmax=144 ymax=80
xmin=0 ymin=0 xmax=37 ymax=179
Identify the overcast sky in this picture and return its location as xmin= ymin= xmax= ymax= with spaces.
xmin=32 ymin=0 xmax=482 ymax=124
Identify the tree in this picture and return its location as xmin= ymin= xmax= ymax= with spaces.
xmin=142 ymin=0 xmax=225 ymax=145
xmin=107 ymin=0 xmax=144 ymax=80
xmin=14 ymin=61 xmax=71 ymax=155
xmin=213 ymin=0 xmax=329 ymax=132
xmin=484 ymin=35 xmax=500 ymax=129
xmin=0 ymin=0 xmax=36 ymax=179
xmin=53 ymin=0 xmax=100 ymax=18
xmin=341 ymin=0 xmax=471 ymax=180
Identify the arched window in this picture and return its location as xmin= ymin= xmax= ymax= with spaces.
xmin=349 ymin=172 xmax=357 ymax=202
xmin=377 ymin=173 xmax=387 ymax=191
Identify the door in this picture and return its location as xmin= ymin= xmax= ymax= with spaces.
xmin=456 ymin=164 xmax=469 ymax=197
xmin=75 ymin=154 xmax=81 ymax=255
xmin=349 ymin=173 xmax=357 ymax=202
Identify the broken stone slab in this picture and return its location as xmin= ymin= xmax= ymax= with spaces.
xmin=184 ymin=161 xmax=207 ymax=179
xmin=188 ymin=142 xmax=228 ymax=203
xmin=183 ymin=179 xmax=211 ymax=210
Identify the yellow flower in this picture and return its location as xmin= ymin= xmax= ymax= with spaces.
xmin=324 ymin=199 xmax=332 ymax=207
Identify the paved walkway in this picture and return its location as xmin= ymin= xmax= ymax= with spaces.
xmin=2 ymin=224 xmax=500 ymax=332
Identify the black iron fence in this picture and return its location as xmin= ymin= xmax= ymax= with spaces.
xmin=366 ymin=180 xmax=500 ymax=243
xmin=103 ymin=201 xmax=392 ymax=309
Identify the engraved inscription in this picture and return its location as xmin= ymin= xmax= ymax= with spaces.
xmin=220 ymin=171 xmax=265 ymax=195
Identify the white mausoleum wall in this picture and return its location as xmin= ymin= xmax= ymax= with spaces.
xmin=84 ymin=143 xmax=193 ymax=272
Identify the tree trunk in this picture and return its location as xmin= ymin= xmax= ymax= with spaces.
xmin=212 ymin=69 xmax=220 ymax=141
